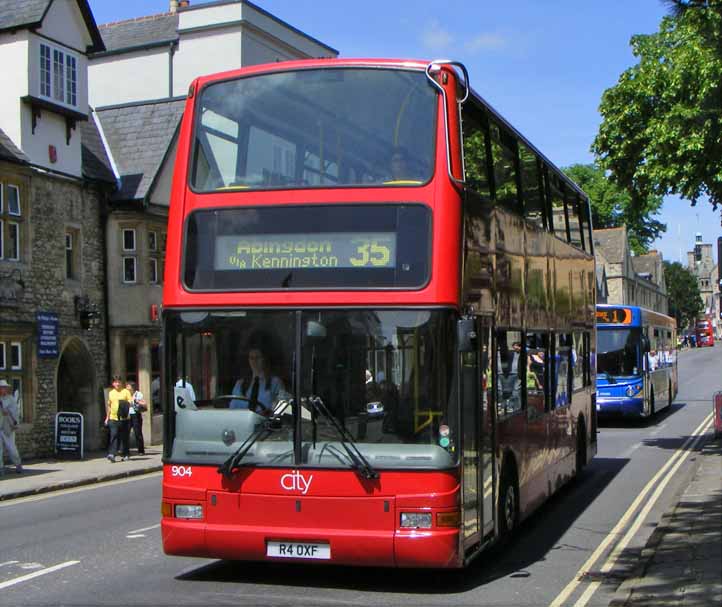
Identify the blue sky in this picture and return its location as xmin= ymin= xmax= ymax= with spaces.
xmin=88 ymin=0 xmax=720 ymax=265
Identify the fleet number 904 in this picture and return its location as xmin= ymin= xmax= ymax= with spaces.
xmin=170 ymin=465 xmax=193 ymax=477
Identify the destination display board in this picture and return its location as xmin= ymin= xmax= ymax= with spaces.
xmin=596 ymin=307 xmax=633 ymax=324
xmin=215 ymin=232 xmax=397 ymax=271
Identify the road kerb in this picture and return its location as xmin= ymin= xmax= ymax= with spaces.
xmin=0 ymin=465 xmax=163 ymax=502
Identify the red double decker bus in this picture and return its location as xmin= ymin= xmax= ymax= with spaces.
xmin=695 ymin=318 xmax=715 ymax=347
xmin=160 ymin=58 xmax=597 ymax=568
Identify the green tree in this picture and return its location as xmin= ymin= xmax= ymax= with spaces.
xmin=592 ymin=3 xmax=722 ymax=210
xmin=663 ymin=261 xmax=704 ymax=329
xmin=563 ymin=163 xmax=666 ymax=254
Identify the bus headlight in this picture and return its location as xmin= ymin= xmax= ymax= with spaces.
xmin=400 ymin=512 xmax=432 ymax=528
xmin=175 ymin=504 xmax=203 ymax=519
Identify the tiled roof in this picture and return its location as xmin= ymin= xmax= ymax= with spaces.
xmin=632 ymin=251 xmax=664 ymax=286
xmin=0 ymin=127 xmax=29 ymax=164
xmin=0 ymin=0 xmax=49 ymax=31
xmin=80 ymin=115 xmax=116 ymax=185
xmin=593 ymin=226 xmax=627 ymax=264
xmin=0 ymin=0 xmax=104 ymax=51
xmin=96 ymin=12 xmax=178 ymax=53
xmin=94 ymin=98 xmax=185 ymax=201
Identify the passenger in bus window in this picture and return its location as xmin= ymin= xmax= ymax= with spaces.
xmin=230 ymin=347 xmax=285 ymax=414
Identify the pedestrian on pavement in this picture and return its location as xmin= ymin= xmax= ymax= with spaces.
xmin=0 ymin=379 xmax=22 ymax=474
xmin=126 ymin=381 xmax=146 ymax=455
xmin=105 ymin=376 xmax=132 ymax=462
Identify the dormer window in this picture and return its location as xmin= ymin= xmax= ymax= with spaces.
xmin=39 ymin=43 xmax=78 ymax=108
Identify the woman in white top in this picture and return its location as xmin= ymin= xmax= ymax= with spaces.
xmin=126 ymin=381 xmax=146 ymax=455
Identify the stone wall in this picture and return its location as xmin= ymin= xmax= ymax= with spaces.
xmin=3 ymin=169 xmax=109 ymax=458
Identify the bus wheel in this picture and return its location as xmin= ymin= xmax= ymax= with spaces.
xmin=498 ymin=463 xmax=519 ymax=540
xmin=575 ymin=419 xmax=587 ymax=479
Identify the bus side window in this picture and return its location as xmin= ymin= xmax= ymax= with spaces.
xmin=548 ymin=173 xmax=568 ymax=242
xmin=553 ymin=333 xmax=571 ymax=408
xmin=572 ymin=332 xmax=584 ymax=391
xmin=519 ymin=143 xmax=545 ymax=231
xmin=567 ymin=191 xmax=584 ymax=249
xmin=489 ymin=122 xmax=520 ymax=214
xmin=462 ymin=106 xmax=492 ymax=202
xmin=525 ymin=332 xmax=548 ymax=410
xmin=495 ymin=330 xmax=523 ymax=417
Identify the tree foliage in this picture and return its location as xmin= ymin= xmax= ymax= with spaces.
xmin=563 ymin=163 xmax=666 ymax=254
xmin=663 ymin=261 xmax=704 ymax=328
xmin=592 ymin=3 xmax=722 ymax=210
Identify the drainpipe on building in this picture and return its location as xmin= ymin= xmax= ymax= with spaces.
xmin=168 ymin=41 xmax=178 ymax=98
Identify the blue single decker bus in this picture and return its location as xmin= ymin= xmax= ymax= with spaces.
xmin=596 ymin=305 xmax=678 ymax=418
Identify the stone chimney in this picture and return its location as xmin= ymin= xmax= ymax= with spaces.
xmin=170 ymin=0 xmax=189 ymax=12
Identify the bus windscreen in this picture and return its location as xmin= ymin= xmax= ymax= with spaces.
xmin=184 ymin=204 xmax=430 ymax=290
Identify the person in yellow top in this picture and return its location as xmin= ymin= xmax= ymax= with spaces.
xmin=106 ymin=375 xmax=132 ymax=462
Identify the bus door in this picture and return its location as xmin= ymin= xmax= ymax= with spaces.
xmin=459 ymin=318 xmax=494 ymax=554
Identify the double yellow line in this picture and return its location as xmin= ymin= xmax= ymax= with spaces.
xmin=550 ymin=412 xmax=714 ymax=607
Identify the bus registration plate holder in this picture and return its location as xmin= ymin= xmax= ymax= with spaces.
xmin=267 ymin=541 xmax=331 ymax=559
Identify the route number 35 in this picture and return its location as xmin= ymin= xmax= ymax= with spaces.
xmin=349 ymin=239 xmax=391 ymax=267
xmin=171 ymin=465 xmax=193 ymax=478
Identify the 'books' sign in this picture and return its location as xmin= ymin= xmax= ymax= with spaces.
xmin=55 ymin=412 xmax=83 ymax=459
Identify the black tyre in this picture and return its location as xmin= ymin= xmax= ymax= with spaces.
xmin=498 ymin=462 xmax=519 ymax=541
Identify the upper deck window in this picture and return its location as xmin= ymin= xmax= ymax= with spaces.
xmin=190 ymin=68 xmax=437 ymax=192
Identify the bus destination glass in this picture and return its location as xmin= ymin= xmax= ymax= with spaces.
xmin=184 ymin=204 xmax=430 ymax=290
xmin=596 ymin=307 xmax=633 ymax=325
xmin=215 ymin=232 xmax=396 ymax=271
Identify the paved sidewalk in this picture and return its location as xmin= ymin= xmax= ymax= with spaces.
xmin=0 ymin=448 xmax=163 ymax=501
xmin=611 ymin=435 xmax=722 ymax=607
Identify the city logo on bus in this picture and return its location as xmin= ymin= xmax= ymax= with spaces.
xmin=280 ymin=470 xmax=313 ymax=495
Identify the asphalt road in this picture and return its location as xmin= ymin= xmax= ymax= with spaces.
xmin=0 ymin=344 xmax=719 ymax=607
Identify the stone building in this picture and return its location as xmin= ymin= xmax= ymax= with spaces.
xmin=87 ymin=0 xmax=338 ymax=442
xmin=0 ymin=0 xmax=114 ymax=456
xmin=687 ymin=233 xmax=720 ymax=337
xmin=593 ymin=226 xmax=668 ymax=314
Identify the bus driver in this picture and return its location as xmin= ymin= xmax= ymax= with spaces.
xmin=230 ymin=347 xmax=285 ymax=414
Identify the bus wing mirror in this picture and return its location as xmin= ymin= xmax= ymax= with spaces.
xmin=457 ymin=318 xmax=476 ymax=353
xmin=641 ymin=336 xmax=650 ymax=353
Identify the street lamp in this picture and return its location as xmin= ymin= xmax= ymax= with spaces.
xmin=74 ymin=295 xmax=100 ymax=330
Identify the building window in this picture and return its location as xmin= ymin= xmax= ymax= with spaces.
xmin=8 ymin=222 xmax=19 ymax=260
xmin=40 ymin=44 xmax=51 ymax=97
xmin=1 ymin=183 xmax=23 ymax=261
xmin=0 ymin=337 xmax=31 ymax=423
xmin=7 ymin=185 xmax=19 ymax=215
xmin=149 ymin=258 xmax=158 ymax=284
xmin=65 ymin=229 xmax=80 ymax=280
xmin=66 ymin=55 xmax=77 ymax=106
xmin=10 ymin=342 xmax=21 ymax=369
xmin=122 ymin=228 xmax=136 ymax=252
xmin=125 ymin=344 xmax=138 ymax=384
xmin=148 ymin=230 xmax=157 ymax=252
xmin=39 ymin=43 xmax=78 ymax=108
xmin=123 ymin=257 xmax=137 ymax=283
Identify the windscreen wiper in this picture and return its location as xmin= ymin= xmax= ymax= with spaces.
xmin=306 ymin=395 xmax=378 ymax=480
xmin=602 ymin=371 xmax=617 ymax=384
xmin=217 ymin=399 xmax=291 ymax=478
